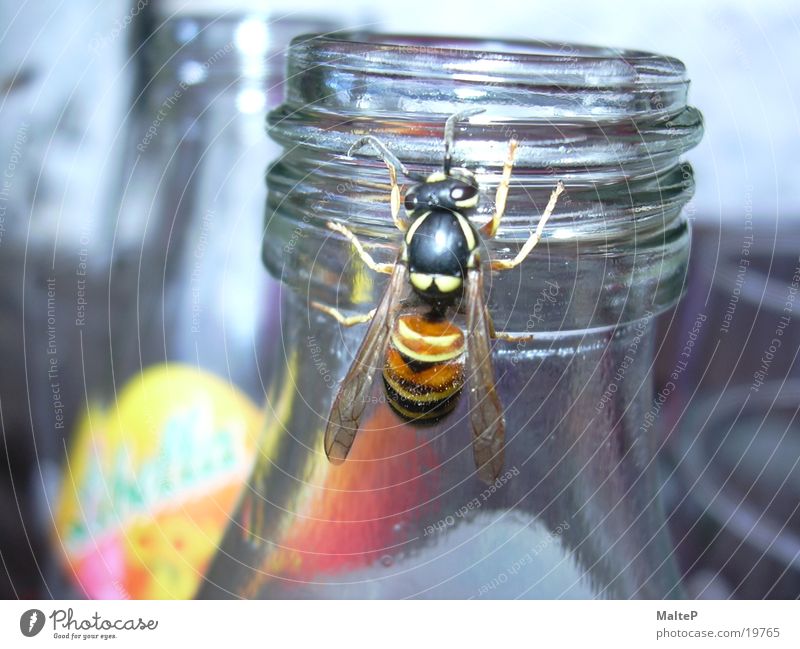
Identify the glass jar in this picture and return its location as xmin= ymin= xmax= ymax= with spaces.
xmin=202 ymin=33 xmax=703 ymax=599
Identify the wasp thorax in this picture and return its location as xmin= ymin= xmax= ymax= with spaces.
xmin=403 ymin=209 xmax=480 ymax=304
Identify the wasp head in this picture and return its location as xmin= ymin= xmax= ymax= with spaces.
xmin=403 ymin=168 xmax=479 ymax=218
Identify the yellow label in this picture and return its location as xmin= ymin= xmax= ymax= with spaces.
xmin=55 ymin=364 xmax=261 ymax=599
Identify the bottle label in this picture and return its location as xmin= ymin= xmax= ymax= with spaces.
xmin=55 ymin=364 xmax=260 ymax=599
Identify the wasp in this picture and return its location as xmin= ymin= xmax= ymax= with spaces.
xmin=313 ymin=109 xmax=564 ymax=483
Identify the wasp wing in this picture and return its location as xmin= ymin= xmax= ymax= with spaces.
xmin=465 ymin=265 xmax=505 ymax=484
xmin=324 ymin=259 xmax=408 ymax=463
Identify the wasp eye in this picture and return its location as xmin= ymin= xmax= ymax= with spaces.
xmin=450 ymin=185 xmax=477 ymax=201
xmin=404 ymin=191 xmax=418 ymax=212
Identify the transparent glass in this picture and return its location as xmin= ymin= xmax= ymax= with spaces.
xmin=202 ymin=33 xmax=703 ymax=599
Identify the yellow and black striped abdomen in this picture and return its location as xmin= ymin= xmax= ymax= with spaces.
xmin=383 ymin=312 xmax=465 ymax=423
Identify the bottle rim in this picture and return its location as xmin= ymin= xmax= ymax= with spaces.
xmin=291 ymin=31 xmax=688 ymax=85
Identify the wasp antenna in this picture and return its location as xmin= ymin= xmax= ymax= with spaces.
xmin=443 ymin=108 xmax=486 ymax=174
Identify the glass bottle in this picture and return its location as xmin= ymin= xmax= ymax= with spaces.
xmin=201 ymin=33 xmax=704 ymax=599
xmin=53 ymin=13 xmax=335 ymax=599
xmin=8 ymin=3 xmax=136 ymax=597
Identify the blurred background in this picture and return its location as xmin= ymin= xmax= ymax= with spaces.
xmin=0 ymin=0 xmax=797 ymax=599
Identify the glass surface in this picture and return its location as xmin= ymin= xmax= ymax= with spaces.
xmin=201 ymin=33 xmax=703 ymax=599
xmin=671 ymin=228 xmax=800 ymax=394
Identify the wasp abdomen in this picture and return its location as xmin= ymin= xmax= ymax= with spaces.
xmin=383 ymin=313 xmax=465 ymax=423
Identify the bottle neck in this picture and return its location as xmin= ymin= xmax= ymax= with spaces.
xmin=263 ymin=35 xmax=701 ymax=331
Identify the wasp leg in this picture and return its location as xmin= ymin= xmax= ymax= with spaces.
xmin=326 ymin=221 xmax=395 ymax=275
xmin=481 ymin=139 xmax=518 ymax=239
xmin=490 ymin=181 xmax=564 ymax=272
xmin=485 ymin=307 xmax=534 ymax=342
xmin=492 ymin=330 xmax=534 ymax=343
xmin=348 ymin=135 xmax=410 ymax=232
xmin=387 ymin=164 xmax=407 ymax=232
xmin=311 ymin=302 xmax=377 ymax=327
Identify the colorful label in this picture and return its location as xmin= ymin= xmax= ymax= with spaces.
xmin=55 ymin=364 xmax=260 ymax=599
